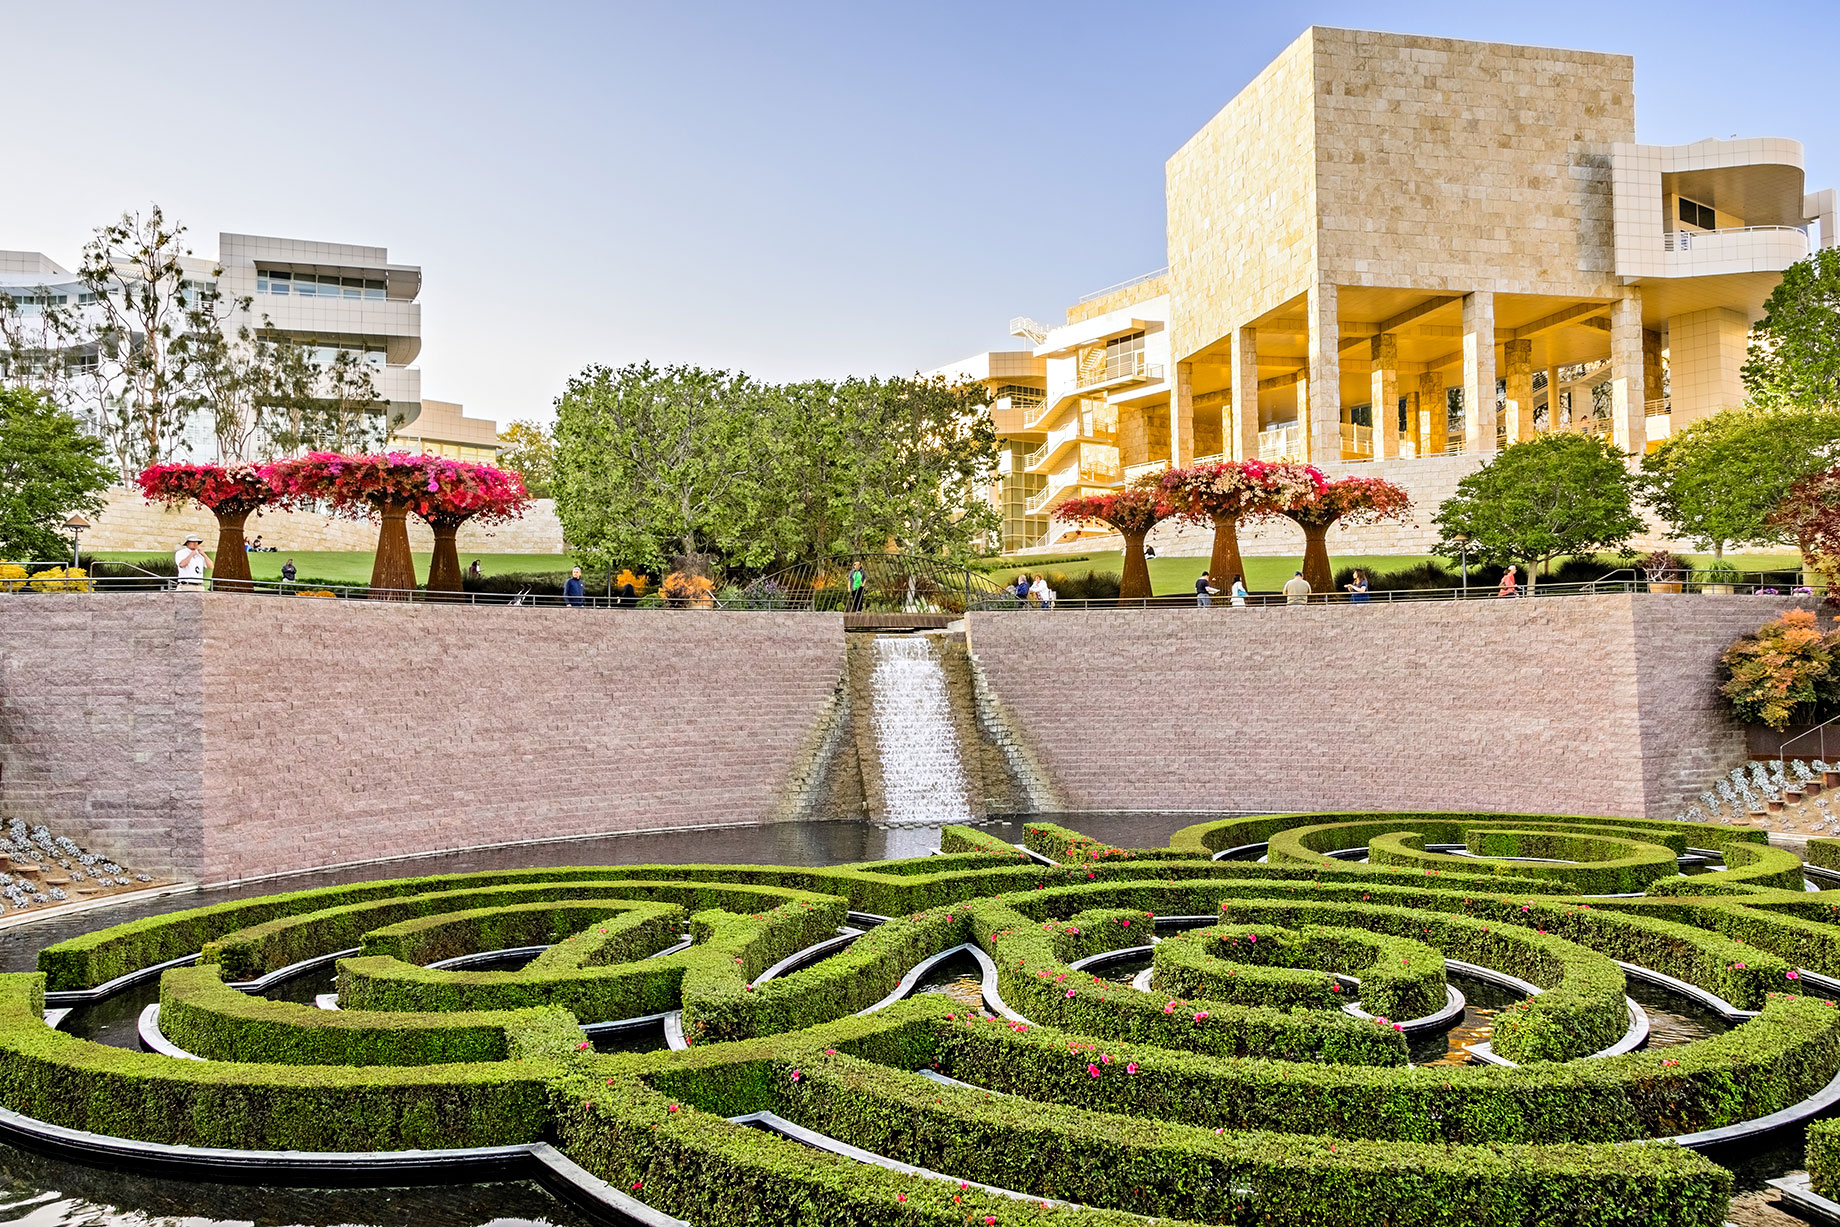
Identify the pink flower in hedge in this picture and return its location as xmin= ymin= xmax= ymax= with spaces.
xmin=1121 ymin=919 xmax=1130 ymax=927
xmin=897 ymin=1193 xmax=905 ymax=1202
xmin=1733 ymin=963 xmax=1748 ymax=970
xmin=1126 ymin=1062 xmax=1139 ymax=1074
xmin=1065 ymin=988 xmax=1077 ymax=998
xmin=1088 ymin=1063 xmax=1101 ymax=1077
xmin=1393 ymin=1023 xmax=1404 ymax=1031
xmin=576 ymin=1040 xmax=591 ymax=1050
xmin=667 ymin=1104 xmax=679 ymax=1113
xmin=1330 ymin=984 xmax=1342 ymax=994
xmin=1193 ymin=1011 xmax=1209 ymax=1021
xmin=1164 ymin=1002 xmax=1177 ymax=1014
xmin=632 ymin=1181 xmax=643 ymax=1191
xmin=1248 ymin=933 xmax=1257 ymax=943
xmin=1788 ymin=970 xmax=1801 ymax=981
xmin=790 ymin=1069 xmax=801 ymax=1082
xmin=1660 ymin=1059 xmax=1679 ymax=1066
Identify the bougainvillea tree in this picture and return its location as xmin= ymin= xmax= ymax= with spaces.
xmin=262 ymin=452 xmax=461 ymax=597
xmin=1272 ymin=466 xmax=1411 ymax=592
xmin=408 ymin=460 xmax=531 ymax=594
xmin=1771 ymin=466 xmax=1840 ymax=600
xmin=134 ymin=463 xmax=277 ymax=589
xmin=1053 ymin=478 xmax=1180 ymax=601
xmin=1161 ymin=460 xmax=1321 ymax=587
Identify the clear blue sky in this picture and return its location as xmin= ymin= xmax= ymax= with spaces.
xmin=5 ymin=1 xmax=1833 ymax=425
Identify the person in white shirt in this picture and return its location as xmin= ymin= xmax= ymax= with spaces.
xmin=174 ymin=534 xmax=211 ymax=587
xmin=1029 ymin=574 xmax=1053 ymax=610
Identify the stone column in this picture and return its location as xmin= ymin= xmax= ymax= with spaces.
xmin=1609 ymin=287 xmax=1648 ymax=455
xmin=1667 ymin=307 xmax=1748 ymax=431
xmin=1169 ymin=360 xmax=1195 ymax=467
xmin=1643 ymin=327 xmax=1665 ymax=415
xmin=1545 ymin=364 xmax=1563 ymax=430
xmin=1420 ymin=372 xmax=1447 ymax=455
xmin=1231 ymin=325 xmax=1259 ymax=460
xmin=1307 ymin=282 xmax=1341 ymax=463
xmin=1369 ymin=334 xmax=1400 ymax=460
xmin=1461 ymin=290 xmax=1497 ymax=453
xmin=1502 ymin=338 xmax=1534 ymax=445
xmin=1293 ymin=371 xmax=1311 ymax=461
xmin=1403 ymin=388 xmax=1421 ymax=456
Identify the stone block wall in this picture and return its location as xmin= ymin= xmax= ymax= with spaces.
xmin=74 ymin=488 xmax=567 ymax=558
xmin=966 ymin=595 xmax=1781 ymax=822
xmin=0 ymin=595 xmax=843 ymax=883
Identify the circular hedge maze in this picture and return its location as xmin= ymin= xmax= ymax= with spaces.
xmin=8 ymin=811 xmax=1840 ymax=1226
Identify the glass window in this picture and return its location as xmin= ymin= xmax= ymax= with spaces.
xmin=1679 ymin=198 xmax=1715 ymax=230
xmin=1103 ymin=331 xmax=1145 ymax=379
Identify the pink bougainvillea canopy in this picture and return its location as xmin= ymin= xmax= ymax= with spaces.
xmin=135 ymin=463 xmax=275 ymax=517
xmin=261 ymin=452 xmax=530 ymax=525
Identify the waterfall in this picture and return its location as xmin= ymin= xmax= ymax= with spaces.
xmin=867 ymin=635 xmax=974 ymax=824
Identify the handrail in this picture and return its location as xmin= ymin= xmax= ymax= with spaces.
xmin=1780 ymin=714 xmax=1840 ymax=765
xmin=1665 ymin=225 xmax=1810 ymax=252
xmin=1076 ymin=266 xmax=1169 ymax=304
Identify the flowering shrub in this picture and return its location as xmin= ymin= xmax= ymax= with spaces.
xmin=614 ymin=569 xmax=651 ymax=596
xmin=663 ymin=571 xmax=715 ymax=607
xmin=1053 ymin=478 xmax=1179 ymax=600
xmin=27 ymin=566 xmax=91 ymax=593
xmin=1720 ymin=609 xmax=1840 ymax=730
xmin=0 ymin=563 xmax=29 ymax=593
xmin=261 ymin=452 xmax=528 ymax=522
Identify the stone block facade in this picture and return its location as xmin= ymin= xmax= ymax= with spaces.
xmin=966 ymin=595 xmax=1783 ymax=822
xmin=0 ymin=595 xmax=843 ymax=883
xmin=75 ymin=488 xmax=567 ymax=558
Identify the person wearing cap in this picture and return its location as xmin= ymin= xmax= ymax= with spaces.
xmin=175 ymin=534 xmax=211 ymax=587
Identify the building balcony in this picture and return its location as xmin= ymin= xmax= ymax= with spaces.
xmin=1078 ymin=353 xmax=1164 ymax=394
xmin=1340 ymin=422 xmax=1373 ymax=460
xmin=1024 ymin=413 xmax=1118 ymax=474
xmin=1256 ymin=424 xmax=1305 ymax=462
xmin=1657 ymin=225 xmax=1810 ymax=277
xmin=990 ymin=394 xmax=1045 ymax=438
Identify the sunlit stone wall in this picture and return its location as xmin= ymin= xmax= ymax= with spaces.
xmin=0 ymin=596 xmax=844 ymax=882
xmin=967 ymin=595 xmax=1793 ymax=822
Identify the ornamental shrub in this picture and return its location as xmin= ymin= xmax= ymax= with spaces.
xmin=1719 ymin=609 xmax=1840 ymax=730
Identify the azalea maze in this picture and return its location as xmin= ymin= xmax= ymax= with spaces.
xmin=11 ymin=813 xmax=1840 ymax=1226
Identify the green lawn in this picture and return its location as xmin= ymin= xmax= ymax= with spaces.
xmin=981 ymin=550 xmax=1805 ymax=596
xmin=94 ymin=550 xmax=577 ymax=586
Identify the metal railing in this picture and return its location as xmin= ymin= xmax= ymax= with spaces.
xmin=1078 ymin=353 xmax=1163 ymax=389
xmin=1077 ymin=266 xmax=1169 ymax=304
xmin=1664 ymin=225 xmax=1809 ymax=252
xmin=2 ymin=568 xmax=1823 ymax=613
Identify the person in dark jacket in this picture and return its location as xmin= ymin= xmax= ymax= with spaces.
xmin=564 ymin=566 xmax=586 ymax=608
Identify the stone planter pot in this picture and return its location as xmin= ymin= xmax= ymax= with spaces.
xmin=1827 ymin=771 xmax=1840 ymax=789
xmin=1786 ymin=789 xmax=1805 ymax=804
xmin=1647 ymin=581 xmax=1684 ymax=594
xmin=1703 ymin=584 xmax=1735 ymax=595
xmin=1767 ymin=799 xmax=1786 ymax=812
xmin=1808 ymin=780 xmax=1825 ymax=797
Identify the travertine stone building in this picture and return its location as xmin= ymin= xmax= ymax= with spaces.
xmin=941 ymin=27 xmax=1835 ymax=552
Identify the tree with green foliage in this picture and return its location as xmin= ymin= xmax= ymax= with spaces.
xmin=552 ymin=362 xmax=756 ymax=572
xmin=552 ymin=365 xmax=999 ymax=576
xmin=496 ymin=419 xmax=556 ymax=498
xmin=1641 ymin=404 xmax=1840 ymax=559
xmin=1744 ymin=249 xmax=1840 ymax=411
xmin=0 ymin=387 xmax=114 ymax=561
xmin=1433 ymin=433 xmax=1645 ymax=592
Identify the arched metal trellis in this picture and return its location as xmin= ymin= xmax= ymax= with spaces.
xmin=740 ymin=554 xmax=1015 ymax=615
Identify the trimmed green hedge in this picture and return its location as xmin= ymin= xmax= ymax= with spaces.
xmin=1811 ymin=1117 xmax=1840 ymax=1196
xmin=156 ymin=964 xmax=558 ymax=1066
xmin=1154 ymin=922 xmax=1446 ymax=1020
xmin=362 ymin=899 xmax=684 ymax=967
xmin=0 ymin=973 xmax=558 ymax=1149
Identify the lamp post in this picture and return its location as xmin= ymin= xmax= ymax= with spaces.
xmin=1452 ymin=535 xmax=1476 ymax=595
xmin=62 ymin=513 xmax=89 ymax=570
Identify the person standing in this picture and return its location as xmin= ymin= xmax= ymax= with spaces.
xmin=1282 ymin=570 xmax=1311 ymax=605
xmin=280 ymin=557 xmax=297 ymax=592
xmin=468 ymin=559 xmax=482 ymax=581
xmin=174 ymin=534 xmax=211 ymax=588
xmin=1345 ymin=570 xmax=1371 ymax=604
xmin=1195 ymin=570 xmax=1219 ymax=608
xmin=564 ymin=566 xmax=586 ymax=608
xmin=1497 ymin=565 xmax=1519 ymax=599
xmin=1229 ymin=574 xmax=1248 ymax=608
xmin=848 ymin=562 xmax=866 ymax=613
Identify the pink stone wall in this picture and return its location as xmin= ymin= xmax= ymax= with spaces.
xmin=966 ymin=595 xmax=1789 ymax=822
xmin=1 ymin=595 xmax=844 ymax=883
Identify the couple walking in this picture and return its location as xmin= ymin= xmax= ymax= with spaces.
xmin=1195 ymin=571 xmax=1248 ymax=608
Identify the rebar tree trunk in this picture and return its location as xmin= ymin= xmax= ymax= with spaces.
xmin=426 ymin=519 xmax=467 ymax=595
xmin=369 ymin=503 xmax=418 ymax=599
xmin=1298 ymin=522 xmax=1333 ymax=593
xmin=1209 ymin=514 xmax=1245 ymax=588
xmin=1120 ymin=531 xmax=1153 ymax=602
xmin=211 ymin=509 xmax=253 ymax=591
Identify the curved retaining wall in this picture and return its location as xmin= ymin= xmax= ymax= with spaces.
xmin=965 ymin=594 xmax=1790 ymax=822
xmin=0 ymin=595 xmax=843 ymax=883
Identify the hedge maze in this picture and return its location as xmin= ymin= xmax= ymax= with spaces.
xmin=9 ymin=811 xmax=1840 ymax=1225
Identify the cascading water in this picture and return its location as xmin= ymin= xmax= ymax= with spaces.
xmin=867 ymin=635 xmax=975 ymax=824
